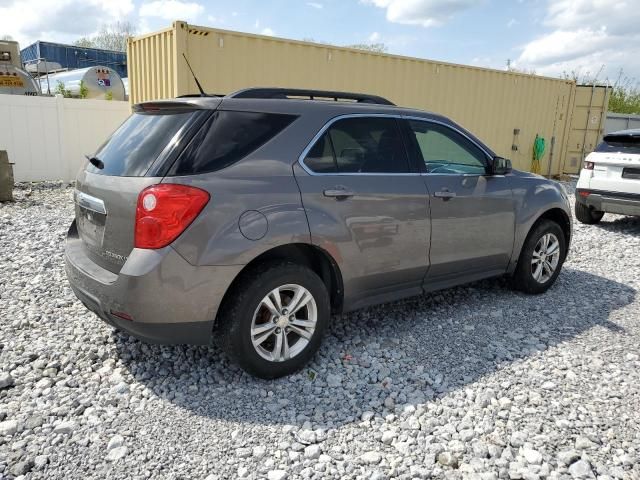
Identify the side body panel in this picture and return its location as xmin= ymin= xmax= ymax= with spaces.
xmin=424 ymin=174 xmax=515 ymax=281
xmin=293 ymin=163 xmax=431 ymax=311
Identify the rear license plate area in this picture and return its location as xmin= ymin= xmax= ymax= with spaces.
xmin=77 ymin=206 xmax=106 ymax=249
xmin=622 ymin=167 xmax=640 ymax=179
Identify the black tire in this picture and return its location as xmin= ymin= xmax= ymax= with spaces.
xmin=217 ymin=261 xmax=330 ymax=379
xmin=512 ymin=219 xmax=567 ymax=294
xmin=575 ymin=202 xmax=604 ymax=224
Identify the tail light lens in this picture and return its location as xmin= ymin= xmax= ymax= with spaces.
xmin=135 ymin=184 xmax=210 ymax=249
xmin=584 ymin=161 xmax=595 ymax=170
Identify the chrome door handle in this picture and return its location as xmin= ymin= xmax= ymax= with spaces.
xmin=323 ymin=188 xmax=355 ymax=199
xmin=434 ymin=190 xmax=456 ymax=199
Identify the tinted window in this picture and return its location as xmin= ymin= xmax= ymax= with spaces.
xmin=328 ymin=117 xmax=409 ymax=173
xmin=595 ymin=134 xmax=640 ymax=154
xmin=169 ymin=111 xmax=296 ymax=175
xmin=408 ymin=120 xmax=487 ymax=175
xmin=88 ymin=112 xmax=193 ymax=176
xmin=304 ymin=133 xmax=337 ymax=173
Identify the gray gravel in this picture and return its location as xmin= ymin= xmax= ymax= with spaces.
xmin=1 ymin=182 xmax=639 ymax=480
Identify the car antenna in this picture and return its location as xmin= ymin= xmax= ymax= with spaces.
xmin=182 ymin=53 xmax=207 ymax=97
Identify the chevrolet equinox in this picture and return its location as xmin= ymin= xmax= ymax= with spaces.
xmin=65 ymin=88 xmax=572 ymax=378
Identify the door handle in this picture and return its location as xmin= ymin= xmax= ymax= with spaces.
xmin=323 ymin=188 xmax=355 ymax=199
xmin=434 ymin=190 xmax=456 ymax=200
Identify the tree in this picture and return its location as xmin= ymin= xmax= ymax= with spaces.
xmin=73 ymin=21 xmax=136 ymax=52
xmin=505 ymin=59 xmax=537 ymax=75
xmin=345 ymin=43 xmax=388 ymax=53
xmin=608 ymin=69 xmax=640 ymax=114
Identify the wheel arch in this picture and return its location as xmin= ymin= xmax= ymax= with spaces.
xmin=535 ymin=207 xmax=571 ymax=251
xmin=514 ymin=207 xmax=572 ymax=268
xmin=214 ymin=243 xmax=344 ymax=328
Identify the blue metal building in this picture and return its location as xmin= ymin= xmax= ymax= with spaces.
xmin=20 ymin=41 xmax=127 ymax=78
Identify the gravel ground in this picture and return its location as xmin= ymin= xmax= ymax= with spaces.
xmin=1 ymin=182 xmax=639 ymax=480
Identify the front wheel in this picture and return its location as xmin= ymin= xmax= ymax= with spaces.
xmin=218 ymin=261 xmax=330 ymax=379
xmin=513 ymin=219 xmax=567 ymax=294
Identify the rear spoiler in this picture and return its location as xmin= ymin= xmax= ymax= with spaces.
xmin=133 ymin=99 xmax=220 ymax=113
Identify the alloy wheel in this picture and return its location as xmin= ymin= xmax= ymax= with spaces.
xmin=250 ymin=284 xmax=318 ymax=362
xmin=531 ymin=232 xmax=560 ymax=283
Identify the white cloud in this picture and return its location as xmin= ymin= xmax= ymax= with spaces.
xmin=0 ymin=0 xmax=134 ymax=46
xmin=507 ymin=18 xmax=518 ymax=28
xmin=307 ymin=2 xmax=324 ymax=8
xmin=369 ymin=31 xmax=381 ymax=42
xmin=361 ymin=0 xmax=482 ymax=27
xmin=516 ymin=0 xmax=640 ymax=81
xmin=139 ymin=0 xmax=204 ymax=22
xmin=261 ymin=27 xmax=275 ymax=36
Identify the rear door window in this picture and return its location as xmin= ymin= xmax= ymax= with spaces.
xmin=168 ymin=111 xmax=297 ymax=175
xmin=303 ymin=117 xmax=410 ymax=174
xmin=88 ymin=112 xmax=193 ymax=176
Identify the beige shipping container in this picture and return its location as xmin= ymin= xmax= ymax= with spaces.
xmin=563 ymin=85 xmax=610 ymax=174
xmin=128 ymin=21 xmax=591 ymax=176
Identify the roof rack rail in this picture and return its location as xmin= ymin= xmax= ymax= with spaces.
xmin=177 ymin=93 xmax=225 ymax=98
xmin=227 ymin=87 xmax=395 ymax=106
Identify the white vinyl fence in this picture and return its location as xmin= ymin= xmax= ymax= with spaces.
xmin=0 ymin=95 xmax=130 ymax=182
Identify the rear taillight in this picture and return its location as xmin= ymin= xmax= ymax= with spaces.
xmin=584 ymin=161 xmax=595 ymax=170
xmin=578 ymin=190 xmax=590 ymax=198
xmin=135 ymin=184 xmax=210 ymax=249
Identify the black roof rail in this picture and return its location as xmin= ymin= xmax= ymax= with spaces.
xmin=227 ymin=87 xmax=395 ymax=106
xmin=177 ymin=93 xmax=225 ymax=98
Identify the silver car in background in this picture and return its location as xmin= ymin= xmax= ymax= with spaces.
xmin=65 ymin=88 xmax=572 ymax=378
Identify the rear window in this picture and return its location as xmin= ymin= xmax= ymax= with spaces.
xmin=87 ymin=112 xmax=193 ymax=176
xmin=595 ymin=134 xmax=640 ymax=155
xmin=167 ymin=111 xmax=297 ymax=176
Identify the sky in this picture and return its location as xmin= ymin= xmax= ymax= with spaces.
xmin=1 ymin=0 xmax=638 ymax=85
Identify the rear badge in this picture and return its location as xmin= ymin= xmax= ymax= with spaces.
xmin=103 ymin=250 xmax=128 ymax=263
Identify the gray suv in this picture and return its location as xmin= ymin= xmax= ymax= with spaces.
xmin=65 ymin=88 xmax=572 ymax=378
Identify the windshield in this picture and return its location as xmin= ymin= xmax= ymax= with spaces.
xmin=87 ymin=111 xmax=194 ymax=176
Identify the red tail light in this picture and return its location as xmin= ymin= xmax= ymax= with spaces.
xmin=135 ymin=184 xmax=210 ymax=249
xmin=584 ymin=161 xmax=595 ymax=170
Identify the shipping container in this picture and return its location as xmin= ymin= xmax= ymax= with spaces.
xmin=21 ymin=41 xmax=127 ymax=78
xmin=127 ymin=21 xmax=608 ymax=175
xmin=563 ymin=85 xmax=610 ymax=174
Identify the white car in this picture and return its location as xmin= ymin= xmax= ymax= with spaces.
xmin=575 ymin=129 xmax=640 ymax=224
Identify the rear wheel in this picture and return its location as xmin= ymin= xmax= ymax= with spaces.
xmin=218 ymin=261 xmax=330 ymax=379
xmin=575 ymin=202 xmax=604 ymax=224
xmin=513 ymin=219 xmax=567 ymax=294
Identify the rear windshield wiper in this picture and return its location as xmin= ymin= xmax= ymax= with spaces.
xmin=85 ymin=155 xmax=104 ymax=169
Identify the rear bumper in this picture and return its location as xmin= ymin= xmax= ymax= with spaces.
xmin=576 ymin=189 xmax=640 ymax=217
xmin=65 ymin=221 xmax=243 ymax=345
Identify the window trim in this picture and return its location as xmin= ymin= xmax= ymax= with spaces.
xmin=404 ymin=116 xmax=493 ymax=176
xmin=298 ymin=113 xmax=493 ymax=176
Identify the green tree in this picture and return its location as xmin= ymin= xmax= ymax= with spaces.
xmin=608 ymin=70 xmax=640 ymax=114
xmin=73 ymin=21 xmax=136 ymax=52
xmin=345 ymin=43 xmax=388 ymax=53
xmin=54 ymin=81 xmax=72 ymax=98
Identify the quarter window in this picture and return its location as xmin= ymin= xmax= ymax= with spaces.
xmin=168 ymin=111 xmax=297 ymax=175
xmin=408 ymin=120 xmax=487 ymax=175
xmin=303 ymin=117 xmax=410 ymax=174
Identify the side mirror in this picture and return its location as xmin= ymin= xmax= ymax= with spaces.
xmin=492 ymin=157 xmax=512 ymax=175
